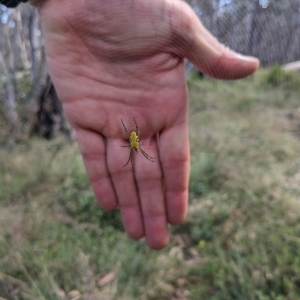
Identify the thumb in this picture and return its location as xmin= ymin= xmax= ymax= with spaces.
xmin=173 ymin=2 xmax=259 ymax=79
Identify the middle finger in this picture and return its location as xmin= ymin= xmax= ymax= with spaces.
xmin=107 ymin=137 xmax=145 ymax=240
xmin=134 ymin=136 xmax=169 ymax=250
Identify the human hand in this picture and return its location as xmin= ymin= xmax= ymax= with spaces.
xmin=38 ymin=0 xmax=259 ymax=249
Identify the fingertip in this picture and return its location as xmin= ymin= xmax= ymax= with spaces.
xmin=235 ymin=53 xmax=260 ymax=66
xmin=146 ymin=233 xmax=169 ymax=250
xmin=202 ymin=53 xmax=260 ymax=79
xmin=144 ymin=215 xmax=170 ymax=250
xmin=125 ymin=229 xmax=144 ymax=241
xmin=121 ymin=204 xmax=145 ymax=240
xmin=92 ymin=179 xmax=118 ymax=210
xmin=166 ymin=191 xmax=188 ymax=225
xmin=97 ymin=198 xmax=118 ymax=211
xmin=129 ymin=233 xmax=144 ymax=241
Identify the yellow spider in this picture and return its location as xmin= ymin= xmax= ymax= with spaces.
xmin=121 ymin=117 xmax=155 ymax=172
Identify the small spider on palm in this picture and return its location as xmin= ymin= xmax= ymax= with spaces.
xmin=121 ymin=117 xmax=155 ymax=172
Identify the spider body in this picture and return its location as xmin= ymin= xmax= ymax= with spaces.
xmin=129 ymin=130 xmax=140 ymax=150
xmin=121 ymin=118 xmax=155 ymax=172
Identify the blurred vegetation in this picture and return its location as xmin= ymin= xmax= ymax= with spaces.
xmin=1 ymin=68 xmax=300 ymax=299
xmin=262 ymin=65 xmax=300 ymax=90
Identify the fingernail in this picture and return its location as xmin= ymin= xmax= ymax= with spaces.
xmin=235 ymin=53 xmax=260 ymax=64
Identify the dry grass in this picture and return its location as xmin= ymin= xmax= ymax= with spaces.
xmin=1 ymin=68 xmax=300 ymax=299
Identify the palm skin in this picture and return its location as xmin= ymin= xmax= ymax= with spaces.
xmin=38 ymin=0 xmax=259 ymax=249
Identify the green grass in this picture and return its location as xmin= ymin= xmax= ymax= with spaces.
xmin=1 ymin=68 xmax=300 ymax=299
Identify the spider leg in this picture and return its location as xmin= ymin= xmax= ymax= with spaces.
xmin=133 ymin=117 xmax=139 ymax=133
xmin=121 ymin=119 xmax=128 ymax=133
xmin=140 ymin=146 xmax=155 ymax=162
xmin=130 ymin=150 xmax=135 ymax=172
xmin=123 ymin=149 xmax=133 ymax=167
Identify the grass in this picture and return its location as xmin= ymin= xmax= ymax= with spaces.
xmin=1 ymin=68 xmax=300 ymax=299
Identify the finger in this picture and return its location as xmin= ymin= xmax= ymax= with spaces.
xmin=159 ymin=122 xmax=190 ymax=226
xmin=107 ymin=138 xmax=145 ymax=240
xmin=172 ymin=1 xmax=260 ymax=79
xmin=135 ymin=137 xmax=169 ymax=250
xmin=75 ymin=128 xmax=118 ymax=211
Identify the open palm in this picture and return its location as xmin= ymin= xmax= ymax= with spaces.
xmin=39 ymin=0 xmax=259 ymax=249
